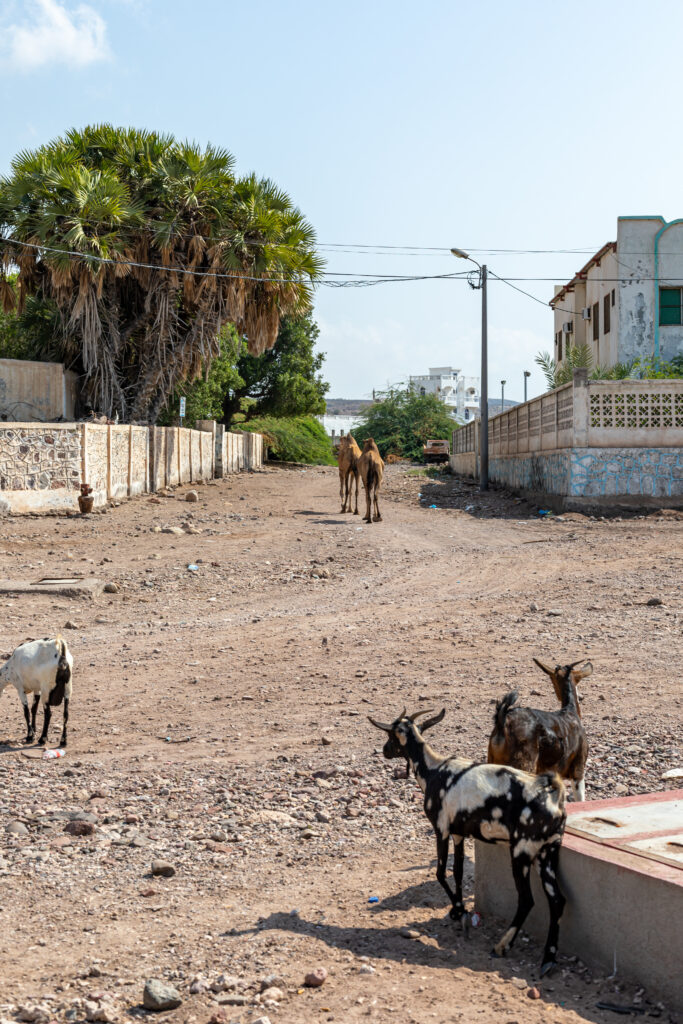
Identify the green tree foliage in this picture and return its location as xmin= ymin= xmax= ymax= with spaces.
xmin=536 ymin=345 xmax=683 ymax=390
xmin=0 ymin=276 xmax=61 ymax=361
xmin=353 ymin=385 xmax=457 ymax=461
xmin=0 ymin=125 xmax=323 ymax=422
xmin=159 ymin=325 xmax=245 ymax=425
xmin=225 ymin=312 xmax=328 ymax=422
xmin=236 ymin=414 xmax=335 ymax=465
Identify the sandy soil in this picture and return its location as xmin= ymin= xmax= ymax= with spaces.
xmin=0 ymin=464 xmax=681 ymax=1024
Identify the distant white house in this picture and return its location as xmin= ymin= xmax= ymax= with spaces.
xmin=317 ymin=413 xmax=363 ymax=440
xmin=408 ymin=366 xmax=480 ymax=422
xmin=551 ymin=216 xmax=683 ymax=371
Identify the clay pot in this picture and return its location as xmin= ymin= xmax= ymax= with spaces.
xmin=78 ymin=494 xmax=95 ymax=514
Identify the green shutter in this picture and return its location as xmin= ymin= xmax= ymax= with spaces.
xmin=659 ymin=288 xmax=682 ymax=325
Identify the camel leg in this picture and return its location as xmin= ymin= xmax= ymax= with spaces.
xmin=353 ymin=470 xmax=359 ymax=515
xmin=373 ymin=487 xmax=382 ymax=522
xmin=339 ymin=469 xmax=347 ymax=513
xmin=363 ymin=478 xmax=372 ymax=522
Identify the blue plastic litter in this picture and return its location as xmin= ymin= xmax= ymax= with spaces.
xmin=429 ymin=504 xmax=437 ymax=509
xmin=538 ymin=510 xmax=551 ymax=516
xmin=367 ymin=896 xmax=379 ymax=904
xmin=187 ymin=564 xmax=199 ymax=571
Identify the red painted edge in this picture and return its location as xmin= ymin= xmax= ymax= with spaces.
xmin=605 ymin=828 xmax=683 ymax=844
xmin=563 ymin=831 xmax=683 ymax=887
xmin=566 ymin=788 xmax=682 ymax=816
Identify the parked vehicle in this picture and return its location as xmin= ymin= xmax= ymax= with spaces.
xmin=422 ymin=439 xmax=450 ymax=463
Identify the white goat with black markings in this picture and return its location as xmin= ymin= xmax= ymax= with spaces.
xmin=369 ymin=708 xmax=567 ymax=976
xmin=0 ymin=637 xmax=73 ymax=747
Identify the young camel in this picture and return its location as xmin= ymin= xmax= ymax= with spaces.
xmin=337 ymin=434 xmax=361 ymax=514
xmin=358 ymin=437 xmax=384 ymax=523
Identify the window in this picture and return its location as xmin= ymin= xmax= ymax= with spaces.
xmin=660 ymin=287 xmax=683 ymax=325
xmin=611 ymin=288 xmax=616 ymax=306
xmin=603 ymin=294 xmax=610 ymax=334
xmin=592 ymin=302 xmax=599 ymax=341
xmin=556 ymin=331 xmax=563 ymax=362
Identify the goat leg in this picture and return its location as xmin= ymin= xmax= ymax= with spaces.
xmin=38 ymin=703 xmax=51 ymax=746
xmin=538 ymin=841 xmax=565 ymax=976
xmin=59 ymin=697 xmax=69 ymax=748
xmin=434 ymin=835 xmax=464 ymax=921
xmin=451 ymin=836 xmax=470 ymax=935
xmin=30 ymin=694 xmax=40 ymax=737
xmin=492 ymin=852 xmax=534 ymax=958
xmin=20 ymin=693 xmax=34 ymax=743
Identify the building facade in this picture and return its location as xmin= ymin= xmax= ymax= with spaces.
xmin=408 ymin=366 xmax=480 ymax=422
xmin=551 ymin=216 xmax=683 ymax=371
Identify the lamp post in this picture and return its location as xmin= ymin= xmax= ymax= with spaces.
xmin=451 ymin=248 xmax=488 ymax=490
xmin=501 ymin=380 xmax=506 ymax=413
xmin=523 ymin=370 xmax=531 ymax=403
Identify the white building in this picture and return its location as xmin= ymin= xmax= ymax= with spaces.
xmin=551 ymin=216 xmax=683 ymax=371
xmin=317 ymin=413 xmax=362 ymax=441
xmin=408 ymin=366 xmax=480 ymax=422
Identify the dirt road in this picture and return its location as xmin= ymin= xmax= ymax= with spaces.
xmin=0 ymin=464 xmax=680 ymax=1024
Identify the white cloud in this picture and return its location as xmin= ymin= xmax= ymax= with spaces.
xmin=1 ymin=0 xmax=109 ymax=71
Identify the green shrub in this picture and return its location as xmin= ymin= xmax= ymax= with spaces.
xmin=234 ymin=415 xmax=335 ymax=465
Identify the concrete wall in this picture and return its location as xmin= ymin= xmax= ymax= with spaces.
xmin=0 ymin=359 xmax=78 ymax=422
xmin=0 ymin=424 xmax=82 ymax=512
xmin=0 ymin=421 xmax=263 ymax=513
xmin=475 ymin=839 xmax=682 ymax=1012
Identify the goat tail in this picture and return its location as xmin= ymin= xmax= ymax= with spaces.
xmin=493 ymin=690 xmax=518 ymax=731
xmin=538 ymin=771 xmax=566 ymax=810
xmin=50 ymin=636 xmax=71 ymax=708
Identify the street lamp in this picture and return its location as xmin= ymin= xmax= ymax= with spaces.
xmin=501 ymin=380 xmax=506 ymax=412
xmin=450 ymin=247 xmax=488 ymax=490
xmin=523 ymin=370 xmax=531 ymax=403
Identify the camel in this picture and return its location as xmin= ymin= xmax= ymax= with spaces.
xmin=358 ymin=437 xmax=384 ymax=523
xmin=337 ymin=434 xmax=361 ymax=514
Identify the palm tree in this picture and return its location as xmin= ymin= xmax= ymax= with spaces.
xmin=0 ymin=125 xmax=323 ymax=422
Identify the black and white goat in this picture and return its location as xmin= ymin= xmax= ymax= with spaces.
xmin=488 ymin=659 xmax=592 ymax=801
xmin=0 ymin=637 xmax=73 ymax=747
xmin=369 ymin=708 xmax=567 ymax=976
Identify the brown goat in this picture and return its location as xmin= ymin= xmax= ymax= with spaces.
xmin=487 ymin=659 xmax=593 ymax=801
xmin=358 ymin=438 xmax=384 ymax=523
xmin=337 ymin=434 xmax=361 ymax=514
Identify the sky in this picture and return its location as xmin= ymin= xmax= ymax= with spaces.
xmin=2 ymin=0 xmax=683 ymax=402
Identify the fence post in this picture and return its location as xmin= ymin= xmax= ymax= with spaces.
xmin=573 ymin=368 xmax=589 ymax=446
xmin=127 ymin=424 xmax=133 ymax=496
xmin=81 ymin=423 xmax=88 ymax=486
xmin=106 ymin=425 xmax=113 ymax=500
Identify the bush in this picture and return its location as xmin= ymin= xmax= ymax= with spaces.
xmin=234 ymin=415 xmax=335 ymax=465
xmin=353 ymin=386 xmax=457 ymax=461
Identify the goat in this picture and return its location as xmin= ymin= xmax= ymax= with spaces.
xmin=488 ymin=660 xmax=592 ymax=801
xmin=337 ymin=434 xmax=361 ymax=514
xmin=0 ymin=637 xmax=73 ymax=747
xmin=369 ymin=708 xmax=567 ymax=976
xmin=358 ymin=437 xmax=384 ymax=523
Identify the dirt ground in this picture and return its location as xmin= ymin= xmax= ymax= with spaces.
xmin=0 ymin=464 xmax=681 ymax=1024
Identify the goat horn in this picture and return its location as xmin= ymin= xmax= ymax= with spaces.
xmin=567 ymin=660 xmax=584 ymax=671
xmin=408 ymin=708 xmax=434 ymax=722
xmin=420 ymin=708 xmax=446 ymax=731
xmin=367 ymin=716 xmax=393 ymax=732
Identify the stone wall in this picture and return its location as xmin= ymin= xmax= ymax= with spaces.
xmin=0 ymin=425 xmax=81 ymax=512
xmin=0 ymin=421 xmax=264 ymax=513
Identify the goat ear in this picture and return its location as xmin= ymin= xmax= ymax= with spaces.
xmin=421 ymin=708 xmax=446 ymax=732
xmin=533 ymin=658 xmax=554 ymax=677
xmin=573 ymin=661 xmax=593 ymax=680
xmin=368 ymin=716 xmax=393 ymax=732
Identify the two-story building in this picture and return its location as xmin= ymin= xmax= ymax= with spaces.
xmin=408 ymin=366 xmax=480 ymax=422
xmin=551 ymin=216 xmax=683 ymax=371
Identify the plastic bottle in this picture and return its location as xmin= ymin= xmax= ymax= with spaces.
xmin=43 ymin=748 xmax=66 ymax=759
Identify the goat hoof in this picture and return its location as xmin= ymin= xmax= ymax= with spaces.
xmin=37 ymin=737 xmax=46 ymax=746
xmin=490 ymin=946 xmax=505 ymax=959
xmin=540 ymin=960 xmax=557 ymax=978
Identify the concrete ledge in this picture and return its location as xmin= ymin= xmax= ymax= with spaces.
xmin=0 ymin=577 xmax=105 ymax=599
xmin=474 ymin=791 xmax=682 ymax=1010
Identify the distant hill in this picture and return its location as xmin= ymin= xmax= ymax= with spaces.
xmin=325 ymin=398 xmax=374 ymax=415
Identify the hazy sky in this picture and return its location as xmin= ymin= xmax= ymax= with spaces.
xmin=2 ymin=0 xmax=682 ymax=401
